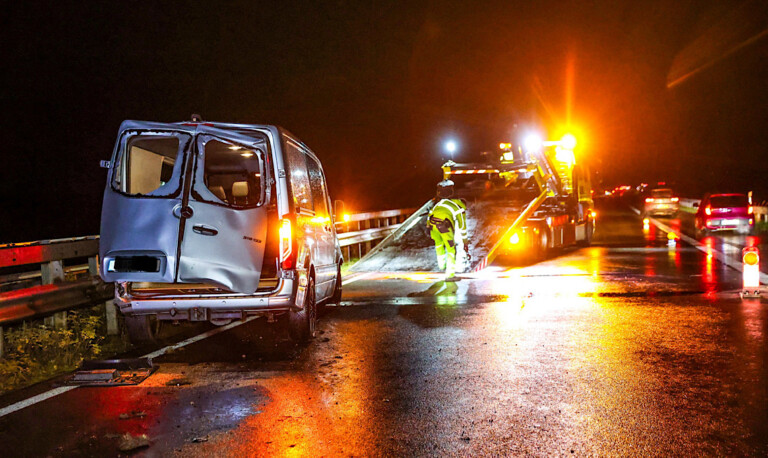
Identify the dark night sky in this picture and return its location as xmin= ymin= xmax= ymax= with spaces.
xmin=2 ymin=0 xmax=768 ymax=242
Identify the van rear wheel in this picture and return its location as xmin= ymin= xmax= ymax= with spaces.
xmin=288 ymin=276 xmax=316 ymax=344
xmin=124 ymin=314 xmax=160 ymax=346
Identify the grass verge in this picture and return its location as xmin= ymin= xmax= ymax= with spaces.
xmin=0 ymin=304 xmax=130 ymax=395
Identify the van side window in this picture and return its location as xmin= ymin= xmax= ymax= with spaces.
xmin=114 ymin=134 xmax=184 ymax=196
xmin=200 ymin=139 xmax=263 ymax=208
xmin=306 ymin=156 xmax=329 ymax=218
xmin=284 ymin=139 xmax=314 ymax=212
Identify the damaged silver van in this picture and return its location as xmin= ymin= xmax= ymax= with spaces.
xmin=99 ymin=120 xmax=343 ymax=344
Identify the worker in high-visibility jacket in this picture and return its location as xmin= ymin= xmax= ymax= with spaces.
xmin=427 ymin=180 xmax=468 ymax=280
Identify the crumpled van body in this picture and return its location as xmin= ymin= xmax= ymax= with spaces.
xmin=99 ymin=120 xmax=342 ymax=342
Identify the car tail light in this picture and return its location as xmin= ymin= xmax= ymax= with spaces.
xmin=705 ymin=206 xmax=712 ymax=216
xmin=748 ymin=206 xmax=754 ymax=215
xmin=645 ymin=198 xmax=654 ymax=203
xmin=671 ymin=197 xmax=679 ymax=202
xmin=279 ymin=218 xmax=294 ymax=270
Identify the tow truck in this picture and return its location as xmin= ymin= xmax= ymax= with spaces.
xmin=350 ymin=134 xmax=595 ymax=273
xmin=442 ymin=135 xmax=595 ymax=269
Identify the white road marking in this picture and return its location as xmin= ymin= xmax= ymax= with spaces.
xmin=342 ymin=272 xmax=373 ymax=285
xmin=0 ymin=315 xmax=260 ymax=418
xmin=632 ymin=206 xmax=768 ymax=284
xmin=142 ymin=316 xmax=259 ymax=360
xmin=0 ymin=386 xmax=76 ymax=418
xmin=1 ymin=271 xmax=376 ymax=418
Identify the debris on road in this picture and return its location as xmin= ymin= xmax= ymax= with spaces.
xmin=118 ymin=433 xmax=150 ymax=452
xmin=68 ymin=358 xmax=156 ymax=386
xmin=191 ymin=436 xmax=209 ymax=443
xmin=118 ymin=411 xmax=147 ymax=420
xmin=166 ymin=377 xmax=192 ymax=386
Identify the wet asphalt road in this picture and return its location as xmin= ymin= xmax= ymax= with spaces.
xmin=2 ymin=202 xmax=768 ymax=456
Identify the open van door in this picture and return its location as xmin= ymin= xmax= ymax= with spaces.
xmin=100 ymin=122 xmax=195 ymax=284
xmin=175 ymin=130 xmax=270 ymax=293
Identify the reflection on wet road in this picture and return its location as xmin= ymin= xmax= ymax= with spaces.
xmin=1 ymin=204 xmax=767 ymax=456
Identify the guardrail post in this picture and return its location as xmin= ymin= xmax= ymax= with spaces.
xmin=105 ymin=299 xmax=119 ymax=335
xmin=42 ymin=260 xmax=67 ymax=329
xmin=88 ymin=255 xmax=118 ymax=335
xmin=0 ymin=326 xmax=4 ymax=359
xmin=363 ymin=219 xmax=372 ymax=255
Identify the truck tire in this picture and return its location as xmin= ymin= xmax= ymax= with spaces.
xmin=533 ymin=228 xmax=549 ymax=262
xmin=124 ymin=314 xmax=160 ymax=346
xmin=288 ymin=276 xmax=317 ymax=344
xmin=579 ymin=220 xmax=593 ymax=247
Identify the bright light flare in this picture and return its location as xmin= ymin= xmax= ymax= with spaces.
xmin=560 ymin=133 xmax=577 ymax=150
xmin=554 ymin=146 xmax=575 ymax=166
xmin=523 ymin=134 xmax=543 ymax=152
xmin=509 ymin=233 xmax=520 ymax=245
xmin=342 ymin=213 xmax=350 ymax=223
xmin=444 ymin=140 xmax=458 ymax=154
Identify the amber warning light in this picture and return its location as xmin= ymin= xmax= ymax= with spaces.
xmin=742 ymin=246 xmax=761 ymax=298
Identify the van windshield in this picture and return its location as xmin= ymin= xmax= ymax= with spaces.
xmin=113 ymin=133 xmax=188 ymax=197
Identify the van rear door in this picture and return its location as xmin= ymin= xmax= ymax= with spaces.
xmin=175 ymin=131 xmax=270 ymax=293
xmin=100 ymin=122 xmax=194 ymax=284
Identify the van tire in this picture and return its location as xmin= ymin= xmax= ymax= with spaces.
xmin=288 ymin=276 xmax=316 ymax=344
xmin=124 ymin=314 xmax=159 ymax=346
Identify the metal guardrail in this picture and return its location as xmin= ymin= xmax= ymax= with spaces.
xmin=0 ymin=208 xmax=414 ymax=356
xmin=0 ymin=236 xmax=114 ymax=357
xmin=335 ymin=208 xmax=416 ymax=260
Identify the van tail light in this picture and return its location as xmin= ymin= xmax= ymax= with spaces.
xmin=705 ymin=206 xmax=712 ymax=216
xmin=748 ymin=206 xmax=754 ymax=215
xmin=671 ymin=197 xmax=679 ymax=202
xmin=645 ymin=198 xmax=654 ymax=203
xmin=279 ymin=218 xmax=295 ymax=270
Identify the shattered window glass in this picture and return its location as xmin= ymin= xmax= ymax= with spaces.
xmin=199 ymin=139 xmax=264 ymax=208
xmin=284 ymin=139 xmax=314 ymax=212
xmin=113 ymin=134 xmax=184 ymax=196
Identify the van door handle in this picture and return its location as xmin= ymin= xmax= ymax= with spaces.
xmin=193 ymin=225 xmax=218 ymax=236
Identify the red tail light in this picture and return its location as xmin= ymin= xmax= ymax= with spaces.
xmin=671 ymin=197 xmax=679 ymax=202
xmin=279 ymin=218 xmax=295 ymax=269
xmin=705 ymin=206 xmax=711 ymax=216
xmin=748 ymin=206 xmax=754 ymax=215
xmin=645 ymin=198 xmax=654 ymax=203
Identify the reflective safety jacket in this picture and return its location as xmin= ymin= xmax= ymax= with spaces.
xmin=429 ymin=198 xmax=468 ymax=240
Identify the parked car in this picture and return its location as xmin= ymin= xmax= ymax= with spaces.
xmin=643 ymin=187 xmax=679 ymax=217
xmin=694 ymin=193 xmax=754 ymax=236
xmin=99 ymin=119 xmax=343 ymax=344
